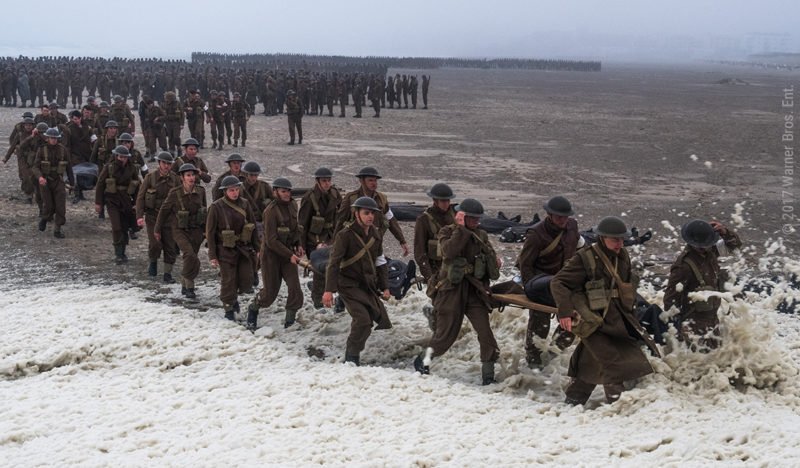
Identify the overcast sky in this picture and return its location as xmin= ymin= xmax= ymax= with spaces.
xmin=1 ymin=0 xmax=797 ymax=61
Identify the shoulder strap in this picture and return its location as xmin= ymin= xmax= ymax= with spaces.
xmin=578 ymin=247 xmax=596 ymax=279
xmin=309 ymin=191 xmax=322 ymax=216
xmin=222 ymin=197 xmax=248 ymax=219
xmin=683 ymin=257 xmax=707 ymax=287
xmin=424 ymin=211 xmax=440 ymax=234
xmin=540 ymin=231 xmax=564 ymax=257
xmin=340 ymin=232 xmax=376 ymax=271
xmin=592 ymin=244 xmax=624 ymax=285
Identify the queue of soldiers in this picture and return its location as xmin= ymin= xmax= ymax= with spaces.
xmin=3 ymin=109 xmax=741 ymax=406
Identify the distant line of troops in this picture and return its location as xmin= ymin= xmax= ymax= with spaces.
xmin=3 ymin=122 xmax=741 ymax=404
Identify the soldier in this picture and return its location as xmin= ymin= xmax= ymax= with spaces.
xmin=551 ymin=216 xmax=659 ymax=405
xmin=90 ymin=120 xmax=120 ymax=167
xmin=409 ymin=75 xmax=418 ymax=109
xmin=664 ymin=219 xmax=742 ymax=349
xmin=95 ymin=146 xmax=141 ymax=264
xmin=144 ymin=97 xmax=168 ymax=157
xmin=394 ymin=74 xmax=403 ymax=109
xmin=241 ymin=161 xmax=274 ymax=286
xmin=246 ymin=177 xmax=304 ymax=331
xmin=209 ymin=91 xmax=228 ymax=150
xmin=34 ymin=103 xmax=58 ymax=127
xmin=172 ymin=138 xmax=212 ymax=184
xmin=387 ymin=75 xmax=395 ymax=109
xmin=298 ymin=167 xmax=342 ymax=308
xmin=516 ymin=196 xmax=580 ymax=367
xmin=351 ymin=77 xmax=363 ymax=118
xmin=118 ymin=133 xmax=146 ymax=175
xmin=32 ymin=128 xmax=74 ymax=238
xmin=162 ymin=91 xmax=184 ymax=157
xmin=413 ymin=199 xmax=502 ymax=385
xmin=3 ymin=118 xmax=38 ymax=204
xmin=154 ymin=163 xmax=208 ymax=299
xmin=64 ymin=110 xmax=93 ymax=166
xmin=206 ymin=175 xmax=259 ymax=321
xmin=95 ymin=101 xmax=111 ymax=135
xmin=421 ymin=75 xmax=430 ymax=109
xmin=136 ymin=151 xmax=181 ymax=281
xmin=110 ymin=95 xmax=135 ymax=135
xmin=335 ymin=167 xmax=409 ymax=257
xmin=322 ymin=197 xmax=391 ymax=365
xmin=285 ymin=90 xmax=303 ymax=145
xmin=413 ymin=183 xmax=456 ymax=331
xmin=230 ymin=92 xmax=250 ymax=147
xmin=211 ymin=153 xmax=246 ymax=201
xmin=184 ymin=90 xmax=206 ymax=148
xmin=337 ymin=78 xmax=347 ymax=118
xmin=369 ymin=76 xmax=383 ymax=118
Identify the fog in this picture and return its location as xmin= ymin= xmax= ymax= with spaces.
xmin=1 ymin=0 xmax=798 ymax=62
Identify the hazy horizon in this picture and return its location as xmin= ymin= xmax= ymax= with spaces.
xmin=1 ymin=0 xmax=798 ymax=63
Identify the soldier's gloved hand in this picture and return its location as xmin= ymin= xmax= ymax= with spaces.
xmin=137 ymin=218 xmax=145 ymax=228
xmin=322 ymin=291 xmax=334 ymax=308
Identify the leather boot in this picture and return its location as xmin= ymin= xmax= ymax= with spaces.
xmin=481 ymin=361 xmax=497 ymax=386
xmin=246 ymin=303 xmax=259 ymax=331
xmin=284 ymin=309 xmax=297 ymax=328
xmin=223 ymin=303 xmax=236 ymax=321
xmin=344 ymin=354 xmax=360 ymax=366
xmin=114 ymin=245 xmax=127 ymax=265
xmin=148 ymin=261 xmax=158 ymax=277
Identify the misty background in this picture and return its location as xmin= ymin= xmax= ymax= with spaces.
xmin=1 ymin=0 xmax=798 ymax=62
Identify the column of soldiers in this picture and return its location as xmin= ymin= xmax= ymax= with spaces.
xmin=2 ymin=111 xmax=744 ymax=404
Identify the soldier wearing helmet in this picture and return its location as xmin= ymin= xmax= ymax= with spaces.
xmin=95 ymin=146 xmax=141 ymax=264
xmin=183 ymin=89 xmax=206 ymax=148
xmin=664 ymin=219 xmax=742 ymax=349
xmin=110 ymin=93 xmax=135 ymax=134
xmin=162 ymin=91 xmax=185 ymax=157
xmin=206 ymin=175 xmax=260 ymax=322
xmin=413 ymin=198 xmax=502 ymax=386
xmin=322 ymin=196 xmax=392 ymax=365
xmin=94 ymin=101 xmax=112 ymax=136
xmin=246 ymin=177 xmax=304 ymax=331
xmin=335 ymin=166 xmax=409 ymax=257
xmin=171 ymin=138 xmax=212 ymax=184
xmin=31 ymin=128 xmax=74 ymax=238
xmin=90 ymin=120 xmax=120 ymax=168
xmin=515 ymin=196 xmax=580 ymax=367
xmin=413 ymin=183 xmax=457 ymax=331
xmin=208 ymin=92 xmax=228 ymax=150
xmin=144 ymin=96 xmax=168 ymax=158
xmin=154 ymin=163 xmax=208 ymax=299
xmin=551 ymin=216 xmax=659 ymax=406
xmin=285 ymin=89 xmax=303 ymax=145
xmin=230 ymin=92 xmax=251 ymax=148
xmin=8 ymin=120 xmax=47 ymax=205
xmin=211 ymin=153 xmax=247 ymax=202
xmin=240 ymin=161 xmax=273 ymax=227
xmin=298 ymin=167 xmax=342 ymax=308
xmin=136 ymin=152 xmax=181 ymax=282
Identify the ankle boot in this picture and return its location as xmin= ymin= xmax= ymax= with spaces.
xmin=148 ymin=261 xmax=158 ymax=277
xmin=344 ymin=354 xmax=360 ymax=366
xmin=224 ymin=303 xmax=236 ymax=321
xmin=284 ymin=309 xmax=297 ymax=328
xmin=246 ymin=303 xmax=259 ymax=331
xmin=481 ymin=361 xmax=497 ymax=386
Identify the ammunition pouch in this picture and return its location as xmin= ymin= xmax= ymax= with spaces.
xmin=474 ymin=255 xmax=487 ymax=280
xmin=309 ymin=215 xmax=326 ymax=235
xmin=277 ymin=226 xmax=291 ymax=245
xmin=241 ymin=223 xmax=255 ymax=244
xmin=57 ymin=160 xmax=67 ymax=176
xmin=617 ymin=281 xmax=636 ymax=310
xmin=571 ymin=292 xmax=604 ymax=339
xmin=144 ymin=188 xmax=157 ymax=210
xmin=446 ymin=257 xmax=468 ymax=285
xmin=127 ymin=180 xmax=140 ymax=196
xmin=485 ymin=254 xmax=500 ymax=280
xmin=427 ymin=239 xmax=441 ymax=262
xmin=195 ymin=207 xmax=207 ymax=227
xmin=105 ymin=178 xmax=117 ymax=194
xmin=177 ymin=210 xmax=190 ymax=229
xmin=585 ymin=279 xmax=609 ymax=311
xmin=221 ymin=229 xmax=237 ymax=248
xmin=40 ymin=160 xmax=51 ymax=174
xmin=688 ymin=286 xmax=719 ymax=313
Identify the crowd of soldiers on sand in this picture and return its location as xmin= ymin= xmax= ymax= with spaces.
xmin=3 ymin=90 xmax=741 ymax=405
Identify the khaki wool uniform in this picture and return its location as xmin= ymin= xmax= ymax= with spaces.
xmin=32 ymin=142 xmax=74 ymax=228
xmin=162 ymin=97 xmax=185 ymax=155
xmin=95 ymin=159 xmax=141 ymax=247
xmin=664 ymin=230 xmax=742 ymax=346
xmin=184 ymin=96 xmax=206 ymax=146
xmin=326 ymin=222 xmax=391 ymax=357
xmin=230 ymin=100 xmax=250 ymax=146
xmin=136 ymin=170 xmax=181 ymax=266
xmin=298 ymin=185 xmax=342 ymax=305
xmin=212 ymin=171 xmax=248 ymax=202
xmin=414 ymin=206 xmax=455 ymax=282
xmin=7 ymin=131 xmax=37 ymax=199
xmin=551 ymin=242 xmax=658 ymax=404
xmin=255 ymin=198 xmax=304 ymax=312
xmin=516 ymin=217 xmax=580 ymax=364
xmin=206 ymin=196 xmax=259 ymax=307
xmin=155 ymin=185 xmax=207 ymax=289
xmin=428 ymin=224 xmax=500 ymax=363
xmin=335 ymin=189 xmax=406 ymax=245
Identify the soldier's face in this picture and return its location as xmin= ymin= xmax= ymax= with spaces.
xmin=276 ymin=188 xmax=292 ymax=202
xmin=229 ymin=161 xmax=242 ymax=174
xmin=41 ymin=107 xmax=50 ymax=116
xmin=107 ymin=128 xmax=118 ymax=137
xmin=357 ymin=209 xmax=375 ymax=227
xmin=158 ymin=161 xmax=172 ymax=173
xmin=361 ymin=177 xmax=378 ymax=192
xmin=71 ymin=116 xmax=81 ymax=124
xmin=433 ymin=199 xmax=451 ymax=211
xmin=602 ymin=236 xmax=624 ymax=253
xmin=245 ymin=173 xmax=258 ymax=184
xmin=182 ymin=172 xmax=197 ymax=185
xmin=184 ymin=145 xmax=198 ymax=157
xmin=117 ymin=155 xmax=129 ymax=165
xmin=465 ymin=215 xmax=480 ymax=230
xmin=549 ymin=214 xmax=569 ymax=229
xmin=47 ymin=137 xmax=58 ymax=145
xmin=225 ymin=186 xmax=240 ymax=200
xmin=23 ymin=124 xmax=33 ymax=132
xmin=317 ymin=177 xmax=332 ymax=191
